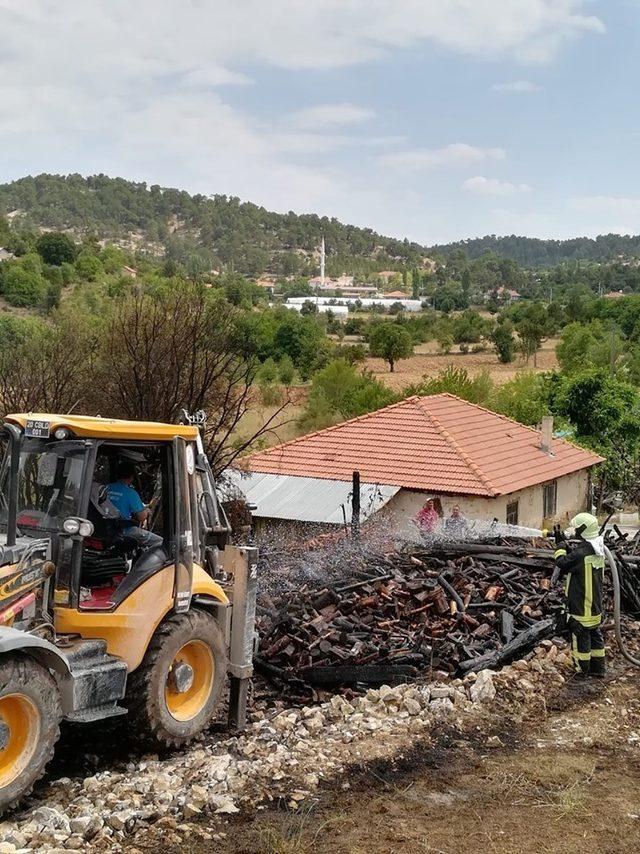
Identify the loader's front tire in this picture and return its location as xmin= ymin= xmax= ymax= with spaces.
xmin=0 ymin=655 xmax=61 ymax=813
xmin=125 ymin=609 xmax=227 ymax=747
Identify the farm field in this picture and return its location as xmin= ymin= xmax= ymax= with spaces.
xmin=234 ymin=338 xmax=561 ymax=454
xmin=366 ymin=338 xmax=560 ymax=392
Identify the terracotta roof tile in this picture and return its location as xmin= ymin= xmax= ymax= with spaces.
xmin=240 ymin=394 xmax=604 ymax=497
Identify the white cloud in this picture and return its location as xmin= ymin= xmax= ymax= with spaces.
xmin=0 ymin=1 xmax=605 ymax=238
xmin=380 ymin=144 xmax=505 ymax=172
xmin=290 ymin=103 xmax=375 ymax=130
xmin=462 ymin=176 xmax=532 ymax=195
xmin=491 ymin=80 xmax=541 ymax=92
xmin=180 ymin=68 xmax=252 ymax=89
xmin=570 ymin=195 xmax=640 ymax=217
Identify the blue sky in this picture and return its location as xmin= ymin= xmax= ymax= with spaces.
xmin=1 ymin=1 xmax=638 ymax=244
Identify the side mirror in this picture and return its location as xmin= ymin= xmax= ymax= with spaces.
xmin=62 ymin=517 xmax=94 ymax=538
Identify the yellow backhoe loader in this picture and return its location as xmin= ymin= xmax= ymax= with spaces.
xmin=0 ymin=411 xmax=257 ymax=811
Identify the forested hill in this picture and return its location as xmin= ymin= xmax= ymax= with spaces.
xmin=431 ymin=233 xmax=640 ymax=266
xmin=0 ymin=174 xmax=428 ymax=277
xmin=1 ymin=173 xmax=639 ymax=274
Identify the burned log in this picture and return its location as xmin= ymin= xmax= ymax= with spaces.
xmin=254 ymin=536 xmax=566 ymax=690
xmin=458 ymin=618 xmax=555 ymax=674
xmin=297 ymin=664 xmax=418 ymax=687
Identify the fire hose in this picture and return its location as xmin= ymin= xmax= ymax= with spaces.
xmin=604 ymin=545 xmax=640 ymax=668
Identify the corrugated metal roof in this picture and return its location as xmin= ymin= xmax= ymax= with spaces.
xmin=228 ymin=471 xmax=399 ymax=524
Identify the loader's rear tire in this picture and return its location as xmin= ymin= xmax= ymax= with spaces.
xmin=0 ymin=655 xmax=61 ymax=813
xmin=125 ymin=609 xmax=227 ymax=747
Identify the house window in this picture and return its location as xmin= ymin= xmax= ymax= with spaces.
xmin=506 ymin=500 xmax=519 ymax=526
xmin=543 ymin=481 xmax=557 ymax=519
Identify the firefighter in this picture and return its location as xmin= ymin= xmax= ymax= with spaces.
xmin=553 ymin=513 xmax=606 ymax=678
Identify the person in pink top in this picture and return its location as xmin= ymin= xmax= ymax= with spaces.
xmin=416 ymin=498 xmax=439 ymax=533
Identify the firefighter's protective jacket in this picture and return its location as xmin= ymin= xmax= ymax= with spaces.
xmin=554 ymin=540 xmax=605 ymax=627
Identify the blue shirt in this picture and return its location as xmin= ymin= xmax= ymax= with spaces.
xmin=106 ymin=481 xmax=145 ymax=521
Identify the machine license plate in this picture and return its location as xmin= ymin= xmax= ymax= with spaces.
xmin=24 ymin=419 xmax=50 ymax=438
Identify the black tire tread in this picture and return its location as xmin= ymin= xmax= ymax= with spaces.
xmin=0 ymin=654 xmax=61 ymax=814
xmin=125 ymin=608 xmax=227 ymax=748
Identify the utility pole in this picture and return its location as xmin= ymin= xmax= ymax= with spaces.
xmin=351 ymin=470 xmax=361 ymax=541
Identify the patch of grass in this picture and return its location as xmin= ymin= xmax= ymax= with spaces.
xmin=259 ymin=825 xmax=309 ymax=854
xmin=258 ymin=807 xmax=350 ymax=854
xmin=496 ymin=767 xmax=595 ymax=818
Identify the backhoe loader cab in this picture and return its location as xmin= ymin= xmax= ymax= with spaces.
xmin=0 ymin=413 xmax=257 ymax=812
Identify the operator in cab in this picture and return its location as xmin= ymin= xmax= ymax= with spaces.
xmin=106 ymin=461 xmax=163 ymax=550
xmin=552 ymin=512 xmax=606 ymax=678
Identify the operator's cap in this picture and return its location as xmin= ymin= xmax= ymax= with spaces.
xmin=569 ymin=512 xmax=599 ymax=540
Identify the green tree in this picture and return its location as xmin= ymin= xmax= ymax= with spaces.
xmin=452 ymin=310 xmax=490 ymax=344
xmin=35 ymin=232 xmax=77 ymax=266
xmin=556 ymin=322 xmax=598 ymax=373
xmin=557 ymin=320 xmax=625 ymax=376
xmin=2 ymin=263 xmax=47 ymax=307
xmin=491 ymin=320 xmax=516 ymax=363
xmin=100 ymin=244 xmax=128 ymax=274
xmin=435 ymin=327 xmax=453 ymax=354
xmin=0 ymin=310 xmax=94 ymax=413
xmin=74 ymin=250 xmax=103 ymax=281
xmin=277 ymin=355 xmax=296 ymax=385
xmin=554 ymin=370 xmax=640 ymax=442
xmin=406 ymin=366 xmax=493 ymax=406
xmin=257 ymin=357 xmax=279 ymax=384
xmin=368 ymin=323 xmax=413 ymax=372
xmin=461 ymin=267 xmax=471 ymax=308
xmin=491 ymin=372 xmax=550 ymax=425
xmin=299 ymin=359 xmax=395 ymax=431
xmin=517 ymin=319 xmax=544 ymax=365
xmin=553 ymin=369 xmax=640 ymax=501
xmin=60 ymin=262 xmax=75 ymax=285
xmin=337 ymin=343 xmax=367 ymax=365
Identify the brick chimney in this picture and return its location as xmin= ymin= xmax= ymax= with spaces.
xmin=540 ymin=416 xmax=554 ymax=455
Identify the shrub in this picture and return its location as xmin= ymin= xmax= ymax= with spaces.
xmin=35 ymin=232 xmax=77 ymax=266
xmin=278 ymin=355 xmax=296 ymax=385
xmin=299 ymin=359 xmax=396 ymax=431
xmin=74 ymin=250 xmax=103 ymax=281
xmin=406 ymin=366 xmax=493 ymax=406
xmin=3 ymin=265 xmax=47 ymax=307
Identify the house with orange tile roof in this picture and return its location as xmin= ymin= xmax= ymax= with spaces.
xmin=232 ymin=394 xmax=603 ymax=533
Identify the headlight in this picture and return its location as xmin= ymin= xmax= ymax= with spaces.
xmin=78 ymin=520 xmax=94 ymax=538
xmin=62 ymin=518 xmax=95 ymax=537
xmin=54 ymin=427 xmax=71 ymax=440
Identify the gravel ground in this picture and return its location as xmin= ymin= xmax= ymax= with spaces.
xmin=0 ymin=640 xmax=574 ymax=852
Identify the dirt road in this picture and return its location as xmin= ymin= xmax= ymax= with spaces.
xmin=191 ymin=668 xmax=640 ymax=854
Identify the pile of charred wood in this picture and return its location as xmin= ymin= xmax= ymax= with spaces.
xmin=604 ymin=525 xmax=640 ymax=616
xmin=255 ymin=537 xmax=565 ymax=691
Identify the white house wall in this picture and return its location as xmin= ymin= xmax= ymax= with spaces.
xmin=377 ymin=469 xmax=591 ymax=533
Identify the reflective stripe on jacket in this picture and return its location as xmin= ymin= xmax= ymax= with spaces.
xmin=554 ymin=540 xmax=604 ymax=627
